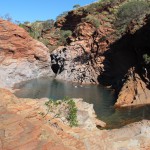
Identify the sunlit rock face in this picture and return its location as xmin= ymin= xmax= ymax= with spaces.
xmin=0 ymin=19 xmax=54 ymax=88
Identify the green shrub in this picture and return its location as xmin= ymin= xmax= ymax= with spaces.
xmin=85 ymin=0 xmax=118 ymax=14
xmin=143 ymin=54 xmax=150 ymax=64
xmin=73 ymin=4 xmax=81 ymax=9
xmin=59 ymin=30 xmax=72 ymax=44
xmin=29 ymin=30 xmax=41 ymax=39
xmin=42 ymin=19 xmax=54 ymax=30
xmin=116 ymin=1 xmax=150 ymax=27
xmin=67 ymin=99 xmax=78 ymax=127
xmin=45 ymin=97 xmax=78 ymax=127
xmin=24 ymin=21 xmax=30 ymax=25
xmin=82 ymin=15 xmax=100 ymax=28
xmin=56 ymin=11 xmax=69 ymax=20
xmin=86 ymin=2 xmax=103 ymax=14
xmin=39 ymin=38 xmax=49 ymax=46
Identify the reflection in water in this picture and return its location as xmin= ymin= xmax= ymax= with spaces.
xmin=14 ymin=77 xmax=150 ymax=128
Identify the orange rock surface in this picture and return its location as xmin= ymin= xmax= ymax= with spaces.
xmin=0 ymin=88 xmax=149 ymax=150
xmin=0 ymin=19 xmax=54 ymax=89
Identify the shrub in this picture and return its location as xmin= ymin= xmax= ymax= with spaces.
xmin=59 ymin=30 xmax=72 ymax=44
xmin=143 ymin=54 xmax=150 ymax=64
xmin=85 ymin=0 xmax=118 ymax=14
xmin=24 ymin=21 xmax=30 ymax=25
xmin=73 ymin=4 xmax=81 ymax=9
xmin=39 ymin=38 xmax=49 ymax=46
xmin=29 ymin=30 xmax=41 ymax=39
xmin=86 ymin=2 xmax=103 ymax=14
xmin=45 ymin=97 xmax=78 ymax=127
xmin=42 ymin=19 xmax=54 ymax=30
xmin=3 ymin=13 xmax=12 ymax=22
xmin=56 ymin=11 xmax=69 ymax=20
xmin=82 ymin=15 xmax=100 ymax=28
xmin=116 ymin=1 xmax=150 ymax=27
xmin=67 ymin=99 xmax=78 ymax=127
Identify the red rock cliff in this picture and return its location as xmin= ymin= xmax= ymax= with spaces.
xmin=0 ymin=19 xmax=54 ymax=88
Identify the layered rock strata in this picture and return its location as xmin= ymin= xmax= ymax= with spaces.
xmin=0 ymin=19 xmax=54 ymax=89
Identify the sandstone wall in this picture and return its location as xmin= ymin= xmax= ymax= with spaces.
xmin=0 ymin=19 xmax=54 ymax=88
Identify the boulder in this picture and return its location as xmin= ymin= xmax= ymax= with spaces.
xmin=74 ymin=98 xmax=106 ymax=129
xmin=116 ymin=73 xmax=150 ymax=107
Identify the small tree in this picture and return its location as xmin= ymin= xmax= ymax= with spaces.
xmin=24 ymin=21 xmax=30 ymax=25
xmin=56 ymin=11 xmax=69 ymax=20
xmin=4 ymin=13 xmax=12 ymax=22
xmin=42 ymin=19 xmax=54 ymax=30
xmin=73 ymin=4 xmax=81 ymax=9
xmin=143 ymin=54 xmax=150 ymax=64
xmin=14 ymin=20 xmax=20 ymax=25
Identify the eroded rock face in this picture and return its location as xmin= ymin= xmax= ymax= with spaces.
xmin=0 ymin=19 xmax=54 ymax=88
xmin=51 ymin=44 xmax=99 ymax=84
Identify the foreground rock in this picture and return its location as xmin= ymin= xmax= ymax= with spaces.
xmin=0 ymin=88 xmax=149 ymax=150
xmin=0 ymin=19 xmax=54 ymax=89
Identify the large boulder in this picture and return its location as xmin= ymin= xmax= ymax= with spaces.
xmin=50 ymin=43 xmax=99 ymax=84
xmin=115 ymin=73 xmax=150 ymax=107
xmin=0 ymin=19 xmax=54 ymax=88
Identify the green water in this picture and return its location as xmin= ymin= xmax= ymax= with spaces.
xmin=14 ymin=77 xmax=150 ymax=128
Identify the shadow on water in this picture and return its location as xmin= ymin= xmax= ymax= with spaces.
xmin=14 ymin=77 xmax=150 ymax=129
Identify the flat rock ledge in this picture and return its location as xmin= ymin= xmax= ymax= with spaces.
xmin=43 ymin=98 xmax=106 ymax=130
xmin=0 ymin=88 xmax=150 ymax=150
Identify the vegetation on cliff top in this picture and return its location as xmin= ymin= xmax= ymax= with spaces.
xmin=19 ymin=0 xmax=150 ymax=52
xmin=115 ymin=0 xmax=150 ymax=33
xmin=19 ymin=20 xmax=72 ymax=52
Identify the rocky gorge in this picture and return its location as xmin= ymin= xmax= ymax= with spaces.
xmin=0 ymin=0 xmax=150 ymax=149
xmin=44 ymin=0 xmax=150 ymax=107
